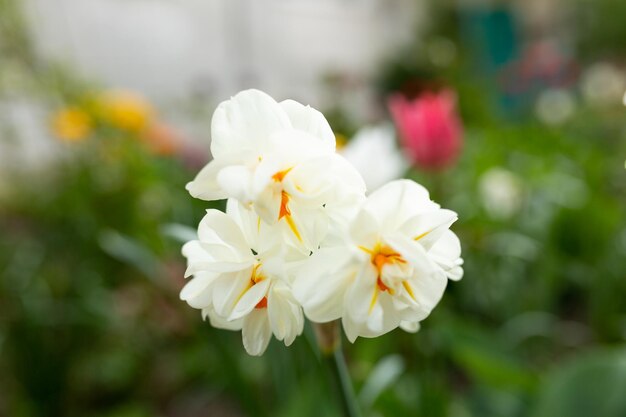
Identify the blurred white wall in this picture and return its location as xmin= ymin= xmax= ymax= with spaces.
xmin=1 ymin=0 xmax=423 ymax=176
xmin=24 ymin=0 xmax=422 ymax=110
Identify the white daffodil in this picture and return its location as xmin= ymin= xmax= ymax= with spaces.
xmin=181 ymin=199 xmax=304 ymax=356
xmin=340 ymin=124 xmax=409 ymax=193
xmin=293 ymin=180 xmax=463 ymax=342
xmin=187 ymin=89 xmax=365 ymax=252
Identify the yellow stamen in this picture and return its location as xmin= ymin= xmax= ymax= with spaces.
xmin=272 ymin=167 xmax=293 ymax=182
xmin=358 ymin=245 xmax=375 ymax=255
xmin=285 ymin=215 xmax=303 ymax=243
xmin=233 ymin=280 xmax=254 ymax=307
xmin=402 ymin=280 xmax=416 ymax=301
xmin=414 ymin=230 xmax=430 ymax=241
xmin=369 ymin=286 xmax=379 ymax=314
xmin=233 ymin=264 xmax=264 ymax=307
xmin=251 ymin=263 xmax=265 ymax=283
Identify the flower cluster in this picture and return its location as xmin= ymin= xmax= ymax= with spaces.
xmin=182 ymin=89 xmax=463 ymax=355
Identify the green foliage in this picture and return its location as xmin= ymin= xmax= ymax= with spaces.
xmin=531 ymin=348 xmax=626 ymax=417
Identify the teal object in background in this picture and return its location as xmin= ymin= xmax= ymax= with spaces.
xmin=459 ymin=6 xmax=519 ymax=74
xmin=459 ymin=5 xmax=526 ymax=116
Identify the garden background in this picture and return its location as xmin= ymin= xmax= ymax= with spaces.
xmin=1 ymin=0 xmax=625 ymax=416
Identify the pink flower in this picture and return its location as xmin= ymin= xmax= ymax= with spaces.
xmin=388 ymin=90 xmax=463 ymax=171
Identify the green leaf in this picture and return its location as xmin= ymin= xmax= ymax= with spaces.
xmin=98 ymin=230 xmax=160 ymax=279
xmin=531 ymin=348 xmax=626 ymax=417
xmin=359 ymin=354 xmax=405 ymax=409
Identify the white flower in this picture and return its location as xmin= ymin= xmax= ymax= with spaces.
xmin=293 ymin=180 xmax=463 ymax=342
xmin=479 ymin=168 xmax=524 ymax=220
xmin=535 ymin=88 xmax=575 ymax=126
xmin=187 ymin=89 xmax=365 ymax=252
xmin=340 ymin=124 xmax=409 ymax=193
xmin=181 ymin=199 xmax=304 ymax=356
xmin=581 ymin=62 xmax=625 ymax=107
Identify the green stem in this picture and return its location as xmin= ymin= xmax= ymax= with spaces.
xmin=315 ymin=322 xmax=363 ymax=417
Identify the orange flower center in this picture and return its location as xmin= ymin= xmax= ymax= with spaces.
xmin=371 ymin=247 xmax=405 ymax=294
xmin=272 ymin=168 xmax=302 ymax=242
xmin=359 ymin=243 xmax=415 ymax=313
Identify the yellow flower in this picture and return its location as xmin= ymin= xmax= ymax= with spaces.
xmin=51 ymin=107 xmax=92 ymax=142
xmin=98 ymin=90 xmax=154 ymax=132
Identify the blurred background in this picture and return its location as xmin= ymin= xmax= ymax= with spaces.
xmin=1 ymin=0 xmax=625 ymax=416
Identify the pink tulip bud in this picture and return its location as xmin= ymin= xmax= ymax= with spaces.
xmin=388 ymin=90 xmax=463 ymax=171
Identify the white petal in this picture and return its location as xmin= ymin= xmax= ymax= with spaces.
xmin=342 ymin=304 xmax=398 ymax=342
xmin=267 ymin=283 xmax=303 ymax=346
xmin=202 ymin=307 xmax=243 ymax=331
xmin=430 ymin=230 xmax=464 ymax=281
xmin=384 ymin=234 xmax=438 ymax=276
xmin=363 ymin=292 xmax=402 ymax=338
xmin=399 ymin=209 xmax=457 ymax=250
xmin=279 ymin=99 xmax=335 ymax=150
xmin=253 ymin=186 xmax=281 ymax=226
xmin=446 ymin=265 xmax=464 ymax=281
xmin=212 ymin=269 xmax=253 ymax=317
xmin=345 ymin=265 xmax=378 ymax=324
xmin=181 ymin=240 xmax=211 ymax=264
xmin=180 ymin=273 xmax=216 ymax=309
xmin=283 ymin=157 xmax=335 ymax=204
xmin=217 ymin=165 xmax=256 ymax=203
xmin=198 ymin=210 xmax=249 ymax=255
xmin=399 ymin=320 xmax=421 ymax=333
xmin=292 ymin=247 xmax=354 ymax=322
xmin=279 ymin=200 xmax=327 ymax=253
xmin=195 ymin=241 xmax=243 ymax=263
xmin=242 ymin=309 xmax=272 ymax=356
xmin=430 ymin=229 xmax=461 ymax=262
xmin=348 ymin=209 xmax=381 ymax=252
xmin=231 ymin=278 xmax=271 ymax=320
xmin=211 ymin=89 xmax=291 ymax=159
xmin=342 ymin=315 xmax=361 ymax=343
xmin=184 ymin=260 xmax=252 ymax=277
xmin=363 ymin=180 xmax=438 ymax=233
xmin=225 ymin=199 xmax=266 ymax=252
xmin=186 ymin=159 xmax=230 ymax=201
xmin=251 ymin=155 xmax=283 ymax=197
xmin=405 ymin=271 xmax=448 ymax=317
xmin=327 ymin=153 xmax=367 ymax=195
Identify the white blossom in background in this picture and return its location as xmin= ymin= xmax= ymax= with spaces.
xmin=183 ymin=89 xmax=463 ymax=355
xmin=479 ymin=168 xmax=524 ymax=220
xmin=340 ymin=124 xmax=409 ymax=193
xmin=580 ymin=62 xmax=626 ymax=107
xmin=293 ymin=180 xmax=463 ymax=342
xmin=535 ymin=88 xmax=576 ymax=126
xmin=181 ymin=199 xmax=303 ymax=356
